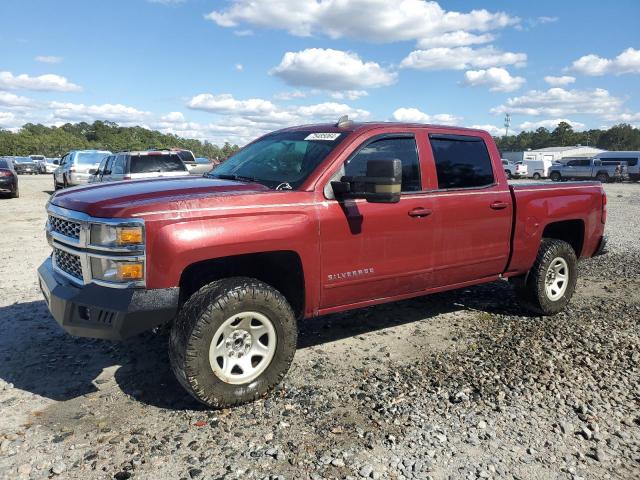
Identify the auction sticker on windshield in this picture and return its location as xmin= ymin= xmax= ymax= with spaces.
xmin=304 ymin=133 xmax=341 ymax=141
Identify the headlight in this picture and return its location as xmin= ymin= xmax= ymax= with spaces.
xmin=90 ymin=224 xmax=144 ymax=247
xmin=91 ymin=257 xmax=144 ymax=282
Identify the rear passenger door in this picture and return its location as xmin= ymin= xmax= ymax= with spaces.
xmin=425 ymin=133 xmax=513 ymax=286
xmin=111 ymin=155 xmax=127 ymax=181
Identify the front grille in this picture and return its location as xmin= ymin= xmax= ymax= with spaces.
xmin=53 ymin=248 xmax=83 ymax=280
xmin=49 ymin=215 xmax=81 ymax=240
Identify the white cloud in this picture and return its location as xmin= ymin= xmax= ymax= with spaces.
xmin=0 ymin=91 xmax=39 ymax=108
xmin=519 ymin=119 xmax=586 ymax=131
xmin=400 ymin=46 xmax=526 ymax=70
xmin=463 ymin=67 xmax=525 ymax=92
xmin=187 ymin=92 xmax=370 ymax=141
xmin=270 ymin=48 xmax=396 ymax=91
xmin=570 ymin=48 xmax=640 ymax=75
xmin=34 ymin=55 xmax=63 ymax=64
xmin=544 ymin=75 xmax=575 ymax=86
xmin=187 ymin=93 xmax=278 ymax=116
xmin=468 ymin=124 xmax=506 ymax=136
xmin=392 ymin=107 xmax=460 ymax=125
xmin=206 ymin=0 xmax=518 ymax=44
xmin=416 ymin=31 xmax=494 ymax=48
xmin=49 ymin=102 xmax=150 ymax=124
xmin=235 ymin=63 xmax=244 ymax=71
xmin=327 ymin=90 xmax=368 ymax=100
xmin=0 ymin=71 xmax=81 ymax=92
xmin=537 ymin=16 xmax=558 ymax=24
xmin=0 ymin=111 xmax=19 ymax=128
xmin=273 ymin=90 xmax=312 ymax=101
xmin=491 ymin=88 xmax=623 ymax=117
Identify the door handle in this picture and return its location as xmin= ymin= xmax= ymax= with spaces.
xmin=490 ymin=201 xmax=509 ymax=210
xmin=408 ymin=207 xmax=432 ymax=217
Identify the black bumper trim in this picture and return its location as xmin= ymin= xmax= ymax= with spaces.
xmin=38 ymin=257 xmax=179 ymax=340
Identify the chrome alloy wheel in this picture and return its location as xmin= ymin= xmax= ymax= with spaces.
xmin=544 ymin=257 xmax=569 ymax=301
xmin=209 ymin=311 xmax=277 ymax=384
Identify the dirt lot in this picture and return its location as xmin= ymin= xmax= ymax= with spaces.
xmin=0 ymin=176 xmax=639 ymax=480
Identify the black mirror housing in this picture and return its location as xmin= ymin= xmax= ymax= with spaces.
xmin=336 ymin=159 xmax=402 ymax=203
xmin=88 ymin=168 xmax=98 ymax=175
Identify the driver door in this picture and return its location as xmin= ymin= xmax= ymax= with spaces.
xmin=318 ymin=133 xmax=434 ymax=309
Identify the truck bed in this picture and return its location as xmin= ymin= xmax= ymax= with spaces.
xmin=506 ymin=181 xmax=605 ymax=275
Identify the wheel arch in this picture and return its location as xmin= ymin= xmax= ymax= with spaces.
xmin=179 ymin=251 xmax=306 ymax=319
xmin=542 ymin=219 xmax=585 ymax=257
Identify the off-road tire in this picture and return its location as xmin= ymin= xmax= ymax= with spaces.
xmin=169 ymin=277 xmax=297 ymax=408
xmin=550 ymin=171 xmax=561 ymax=182
xmin=513 ymin=238 xmax=577 ymax=315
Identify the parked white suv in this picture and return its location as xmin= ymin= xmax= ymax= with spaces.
xmin=89 ymin=150 xmax=190 ymax=183
xmin=54 ymin=150 xmax=111 ymax=189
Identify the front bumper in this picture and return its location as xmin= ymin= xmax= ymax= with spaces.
xmin=38 ymin=257 xmax=179 ymax=340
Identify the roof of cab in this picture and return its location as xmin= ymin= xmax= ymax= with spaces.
xmin=276 ymin=121 xmax=491 ymax=135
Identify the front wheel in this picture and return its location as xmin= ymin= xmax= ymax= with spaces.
xmin=596 ymin=172 xmax=609 ymax=183
xmin=169 ymin=277 xmax=297 ymax=408
xmin=513 ymin=238 xmax=577 ymax=315
xmin=550 ymin=172 xmax=561 ymax=182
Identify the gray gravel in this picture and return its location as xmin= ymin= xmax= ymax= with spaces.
xmin=1 ymin=176 xmax=639 ymax=480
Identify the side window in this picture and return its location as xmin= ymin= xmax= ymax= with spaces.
xmin=97 ymin=157 xmax=107 ymax=174
xmin=344 ymin=136 xmax=421 ymax=192
xmin=429 ymin=134 xmax=494 ymax=189
xmin=104 ymin=156 xmax=114 ymax=173
xmin=60 ymin=154 xmax=69 ymax=166
xmin=566 ymin=160 xmax=576 ymax=167
xmin=112 ymin=155 xmax=126 ymax=175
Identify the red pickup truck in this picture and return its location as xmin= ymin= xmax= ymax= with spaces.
xmin=38 ymin=120 xmax=607 ymax=408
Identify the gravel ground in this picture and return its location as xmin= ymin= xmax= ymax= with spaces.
xmin=0 ymin=176 xmax=638 ymax=480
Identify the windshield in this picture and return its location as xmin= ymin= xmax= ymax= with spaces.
xmin=77 ymin=152 xmax=109 ymax=165
xmin=130 ymin=154 xmax=187 ymax=173
xmin=207 ymin=131 xmax=346 ymax=189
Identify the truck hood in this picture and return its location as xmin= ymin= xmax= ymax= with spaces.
xmin=50 ymin=176 xmax=270 ymax=218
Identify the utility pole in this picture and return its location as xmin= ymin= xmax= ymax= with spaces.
xmin=504 ymin=113 xmax=511 ymax=138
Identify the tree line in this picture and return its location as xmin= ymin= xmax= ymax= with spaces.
xmin=0 ymin=121 xmax=240 ymax=159
xmin=495 ymin=122 xmax=640 ymax=152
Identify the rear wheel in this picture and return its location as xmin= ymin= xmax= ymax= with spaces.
xmin=532 ymin=173 xmax=541 ymax=180
xmin=10 ymin=185 xmax=19 ymax=198
xmin=169 ymin=277 xmax=297 ymax=408
xmin=596 ymin=172 xmax=609 ymax=183
xmin=550 ymin=172 xmax=561 ymax=182
xmin=513 ymin=238 xmax=577 ymax=315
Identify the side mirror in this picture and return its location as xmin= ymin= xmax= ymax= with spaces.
xmin=88 ymin=168 xmax=98 ymax=175
xmin=332 ymin=159 xmax=402 ymax=204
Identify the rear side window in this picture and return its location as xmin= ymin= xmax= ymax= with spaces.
xmin=0 ymin=159 xmax=9 ymax=169
xmin=601 ymin=157 xmax=638 ymax=166
xmin=130 ymin=154 xmax=187 ymax=173
xmin=345 ymin=136 xmax=421 ymax=192
xmin=429 ymin=134 xmax=494 ymax=189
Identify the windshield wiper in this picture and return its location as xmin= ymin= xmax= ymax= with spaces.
xmin=212 ymin=173 xmax=260 ymax=183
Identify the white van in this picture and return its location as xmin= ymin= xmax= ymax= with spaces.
xmin=591 ymin=151 xmax=640 ymax=182
xmin=523 ymin=159 xmax=554 ymax=179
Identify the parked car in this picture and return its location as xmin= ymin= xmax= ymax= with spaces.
xmin=39 ymin=120 xmax=607 ymax=408
xmin=188 ymin=157 xmax=214 ymax=175
xmin=53 ymin=150 xmax=111 ymax=189
xmin=502 ymin=159 xmax=514 ymax=178
xmin=549 ymin=158 xmax=619 ymax=183
xmin=0 ymin=158 xmax=19 ymax=197
xmin=43 ymin=158 xmax=60 ymax=174
xmin=89 ymin=150 xmax=190 ymax=184
xmin=13 ymin=157 xmax=38 ymax=175
xmin=590 ymin=151 xmax=640 ymax=182
xmin=523 ymin=159 xmax=554 ymax=179
xmin=29 ymin=155 xmax=47 ymax=174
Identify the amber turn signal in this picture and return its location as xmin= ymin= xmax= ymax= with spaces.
xmin=117 ymin=226 xmax=143 ymax=245
xmin=117 ymin=262 xmax=144 ymax=281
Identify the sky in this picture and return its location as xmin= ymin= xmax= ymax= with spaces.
xmin=0 ymin=0 xmax=639 ymax=145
